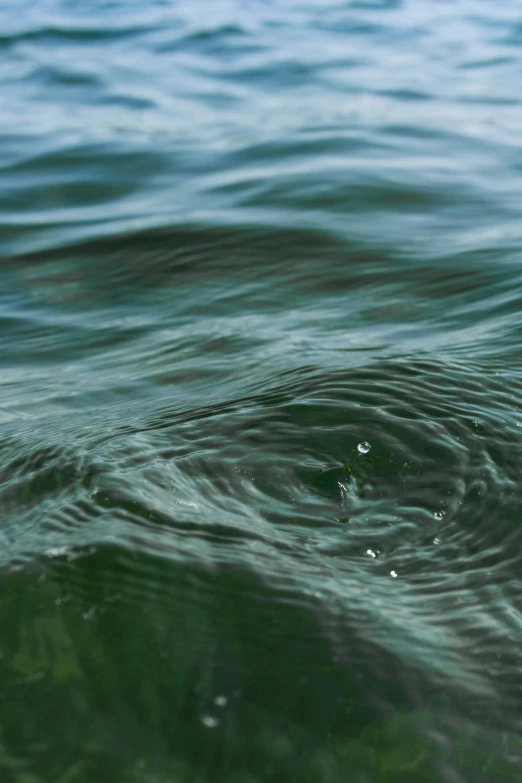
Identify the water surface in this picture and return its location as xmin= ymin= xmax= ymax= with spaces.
xmin=2 ymin=1 xmax=522 ymax=780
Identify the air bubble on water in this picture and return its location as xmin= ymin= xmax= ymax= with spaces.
xmin=434 ymin=511 xmax=444 ymax=521
xmin=201 ymin=715 xmax=219 ymax=728
xmin=214 ymin=695 xmax=228 ymax=707
xmin=390 ymin=570 xmax=398 ymax=578
xmin=358 ymin=442 xmax=371 ymax=454
xmin=366 ymin=549 xmax=376 ymax=558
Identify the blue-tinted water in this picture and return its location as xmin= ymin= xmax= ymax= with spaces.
xmin=2 ymin=1 xmax=522 ymax=780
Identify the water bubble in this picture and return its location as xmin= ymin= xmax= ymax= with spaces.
xmin=366 ymin=549 xmax=376 ymax=558
xmin=214 ymin=695 xmax=228 ymax=707
xmin=357 ymin=442 xmax=371 ymax=454
xmin=434 ymin=511 xmax=444 ymax=521
xmin=201 ymin=716 xmax=219 ymax=728
xmin=390 ymin=570 xmax=398 ymax=578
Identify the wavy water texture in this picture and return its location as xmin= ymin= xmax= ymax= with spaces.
xmin=1 ymin=1 xmax=522 ymax=781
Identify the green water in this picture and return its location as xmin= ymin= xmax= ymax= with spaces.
xmin=2 ymin=1 xmax=522 ymax=780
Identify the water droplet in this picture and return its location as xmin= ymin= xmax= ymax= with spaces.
xmin=358 ymin=442 xmax=371 ymax=454
xmin=214 ymin=695 xmax=227 ymax=707
xmin=434 ymin=511 xmax=444 ymax=521
xmin=201 ymin=715 xmax=219 ymax=728
xmin=390 ymin=570 xmax=398 ymax=578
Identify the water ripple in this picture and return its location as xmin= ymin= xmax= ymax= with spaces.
xmin=2 ymin=0 xmax=522 ymax=778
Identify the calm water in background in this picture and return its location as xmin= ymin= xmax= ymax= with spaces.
xmin=2 ymin=0 xmax=522 ymax=780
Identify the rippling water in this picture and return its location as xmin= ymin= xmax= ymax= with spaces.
xmin=2 ymin=0 xmax=522 ymax=780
